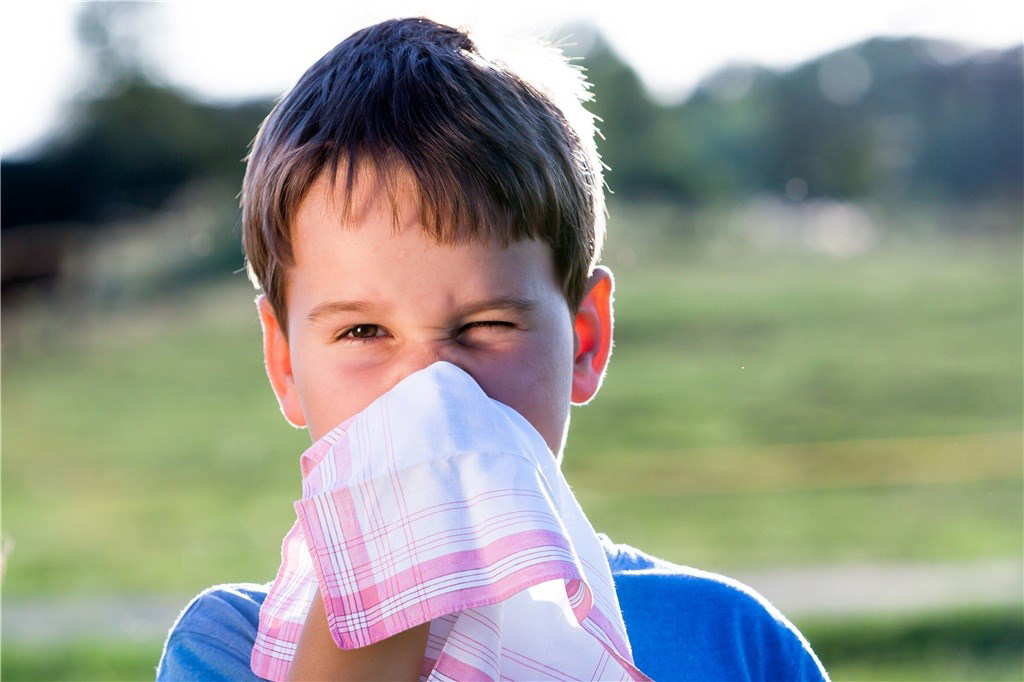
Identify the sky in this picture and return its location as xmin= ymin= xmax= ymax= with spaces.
xmin=2 ymin=0 xmax=1022 ymax=158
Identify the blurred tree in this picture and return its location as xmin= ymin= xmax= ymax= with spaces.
xmin=2 ymin=4 xmax=270 ymax=228
xmin=579 ymin=32 xmax=690 ymax=198
xmin=1 ymin=4 xmax=272 ymax=298
xmin=75 ymin=1 xmax=155 ymax=93
xmin=677 ymin=38 xmax=1024 ymax=202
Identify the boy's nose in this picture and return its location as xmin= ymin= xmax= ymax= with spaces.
xmin=389 ymin=343 xmax=475 ymax=391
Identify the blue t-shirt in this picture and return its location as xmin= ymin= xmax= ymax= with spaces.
xmin=157 ymin=533 xmax=828 ymax=680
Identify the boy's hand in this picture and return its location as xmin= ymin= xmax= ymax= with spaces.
xmin=287 ymin=586 xmax=430 ymax=681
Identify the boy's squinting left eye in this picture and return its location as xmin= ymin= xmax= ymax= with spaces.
xmin=461 ymin=321 xmax=515 ymax=333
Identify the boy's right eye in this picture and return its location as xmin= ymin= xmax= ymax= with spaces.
xmin=335 ymin=324 xmax=386 ymax=343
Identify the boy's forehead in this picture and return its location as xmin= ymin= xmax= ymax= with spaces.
xmin=290 ymin=174 xmax=561 ymax=292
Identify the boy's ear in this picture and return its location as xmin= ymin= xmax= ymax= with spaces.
xmin=571 ymin=266 xmax=615 ymax=405
xmin=256 ymin=295 xmax=307 ymax=428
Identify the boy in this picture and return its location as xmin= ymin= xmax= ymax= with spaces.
xmin=157 ymin=17 xmax=828 ymax=681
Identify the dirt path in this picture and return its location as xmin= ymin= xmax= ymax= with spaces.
xmin=2 ymin=558 xmax=1021 ymax=643
xmin=731 ymin=557 xmax=1022 ymax=618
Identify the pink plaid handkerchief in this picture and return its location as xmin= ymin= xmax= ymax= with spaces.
xmin=251 ymin=361 xmax=650 ymax=681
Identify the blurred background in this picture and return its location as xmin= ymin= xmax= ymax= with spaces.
xmin=2 ymin=1 xmax=1021 ymax=679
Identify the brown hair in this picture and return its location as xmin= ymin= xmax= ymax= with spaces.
xmin=241 ymin=17 xmax=605 ymax=335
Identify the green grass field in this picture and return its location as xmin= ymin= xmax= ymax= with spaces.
xmin=2 ymin=203 xmax=1021 ymax=679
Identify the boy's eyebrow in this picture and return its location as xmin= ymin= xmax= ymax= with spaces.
xmin=306 ymin=296 xmax=539 ymax=326
xmin=457 ymin=296 xmax=540 ymax=317
xmin=306 ymin=299 xmax=388 ymax=325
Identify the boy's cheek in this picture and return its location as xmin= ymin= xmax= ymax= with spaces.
xmin=293 ymin=357 xmax=385 ymax=440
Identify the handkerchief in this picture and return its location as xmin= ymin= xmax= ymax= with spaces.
xmin=251 ymin=361 xmax=650 ymax=681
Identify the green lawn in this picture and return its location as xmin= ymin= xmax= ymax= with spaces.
xmin=801 ymin=607 xmax=1024 ymax=681
xmin=1 ymin=640 xmax=164 ymax=682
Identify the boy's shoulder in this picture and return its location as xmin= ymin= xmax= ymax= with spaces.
xmin=157 ymin=582 xmax=268 ymax=681
xmin=157 ymin=536 xmax=828 ymax=681
xmin=598 ymin=533 xmax=829 ymax=681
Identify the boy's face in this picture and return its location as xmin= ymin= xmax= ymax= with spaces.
xmin=257 ymin=173 xmax=614 ymax=460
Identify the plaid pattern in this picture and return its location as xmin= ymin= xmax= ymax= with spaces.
xmin=251 ymin=362 xmax=650 ymax=681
